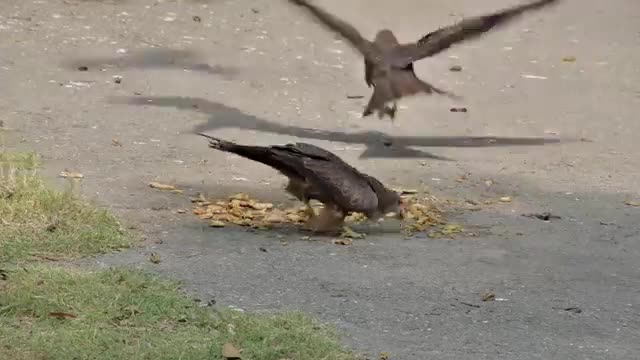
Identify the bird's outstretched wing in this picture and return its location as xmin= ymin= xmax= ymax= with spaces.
xmin=288 ymin=0 xmax=379 ymax=63
xmin=389 ymin=0 xmax=560 ymax=68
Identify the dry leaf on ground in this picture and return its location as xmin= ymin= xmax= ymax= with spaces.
xmin=341 ymin=227 xmax=365 ymax=239
xmin=222 ymin=343 xmax=242 ymax=359
xmin=59 ymin=171 xmax=84 ymax=179
xmin=149 ymin=252 xmax=161 ymax=264
xmin=333 ymin=238 xmax=353 ymax=246
xmin=149 ymin=182 xmax=177 ymax=191
xmin=481 ymin=292 xmax=496 ymax=302
xmin=441 ymin=224 xmax=464 ymax=235
xmin=192 ymin=192 xmax=446 ymax=235
xmin=393 ymin=187 xmax=418 ymax=195
xmin=210 ymin=220 xmax=225 ymax=228
xmin=346 ymin=212 xmax=368 ymax=223
xmin=428 ymin=224 xmax=464 ymax=239
xmin=48 ymin=312 xmax=77 ymax=320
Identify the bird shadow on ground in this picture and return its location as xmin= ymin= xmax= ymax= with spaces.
xmin=62 ymin=48 xmax=239 ymax=79
xmin=108 ymin=95 xmax=570 ymax=160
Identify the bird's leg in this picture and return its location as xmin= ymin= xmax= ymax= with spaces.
xmin=388 ymin=102 xmax=398 ymax=119
xmin=303 ymin=200 xmax=316 ymax=219
xmin=377 ymin=102 xmax=396 ymax=121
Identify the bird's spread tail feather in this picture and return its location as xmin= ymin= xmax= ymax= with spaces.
xmin=198 ymin=133 xmax=286 ymax=169
xmin=198 ymin=133 xmax=235 ymax=151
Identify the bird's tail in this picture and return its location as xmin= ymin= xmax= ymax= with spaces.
xmin=198 ymin=133 xmax=281 ymax=165
xmin=198 ymin=133 xmax=237 ymax=152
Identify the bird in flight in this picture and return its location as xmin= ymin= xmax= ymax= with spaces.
xmin=199 ymin=133 xmax=407 ymax=232
xmin=288 ymin=0 xmax=561 ymax=120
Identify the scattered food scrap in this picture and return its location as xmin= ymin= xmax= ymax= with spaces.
xmin=624 ymin=200 xmax=640 ymax=207
xmin=192 ymin=192 xmax=446 ymax=235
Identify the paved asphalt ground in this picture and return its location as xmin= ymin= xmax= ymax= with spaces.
xmin=1 ymin=0 xmax=639 ymax=358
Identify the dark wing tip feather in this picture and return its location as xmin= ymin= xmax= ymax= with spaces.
xmin=416 ymin=0 xmax=561 ymax=51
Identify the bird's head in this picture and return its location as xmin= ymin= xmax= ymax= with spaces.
xmin=379 ymin=191 xmax=408 ymax=220
xmin=393 ymin=197 xmax=409 ymax=220
xmin=374 ymin=29 xmax=399 ymax=47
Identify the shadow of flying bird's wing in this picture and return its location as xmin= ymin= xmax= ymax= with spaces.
xmin=288 ymin=0 xmax=379 ymax=62
xmin=389 ymin=0 xmax=561 ymax=68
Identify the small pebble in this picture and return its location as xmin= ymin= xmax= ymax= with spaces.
xmin=450 ymin=107 xmax=468 ymax=113
xmin=77 ymin=66 xmax=88 ymax=71
xmin=449 ymin=65 xmax=462 ymax=72
xmin=192 ymin=15 xmax=201 ymax=22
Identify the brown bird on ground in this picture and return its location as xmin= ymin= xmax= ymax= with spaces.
xmin=288 ymin=0 xmax=561 ymax=120
xmin=199 ymin=133 xmax=407 ymax=232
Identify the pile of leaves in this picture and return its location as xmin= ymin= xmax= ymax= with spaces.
xmin=191 ymin=192 xmax=446 ymax=234
xmin=192 ymin=193 xmax=309 ymax=229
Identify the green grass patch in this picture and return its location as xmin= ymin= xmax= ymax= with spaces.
xmin=0 ymin=266 xmax=358 ymax=360
xmin=0 ymin=151 xmax=357 ymax=359
xmin=0 ymin=152 xmax=132 ymax=263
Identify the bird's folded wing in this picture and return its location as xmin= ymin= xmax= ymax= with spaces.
xmin=300 ymin=158 xmax=379 ymax=213
xmin=274 ymin=142 xmax=339 ymax=160
xmin=388 ymin=0 xmax=560 ymax=68
xmin=288 ymin=0 xmax=380 ymax=63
